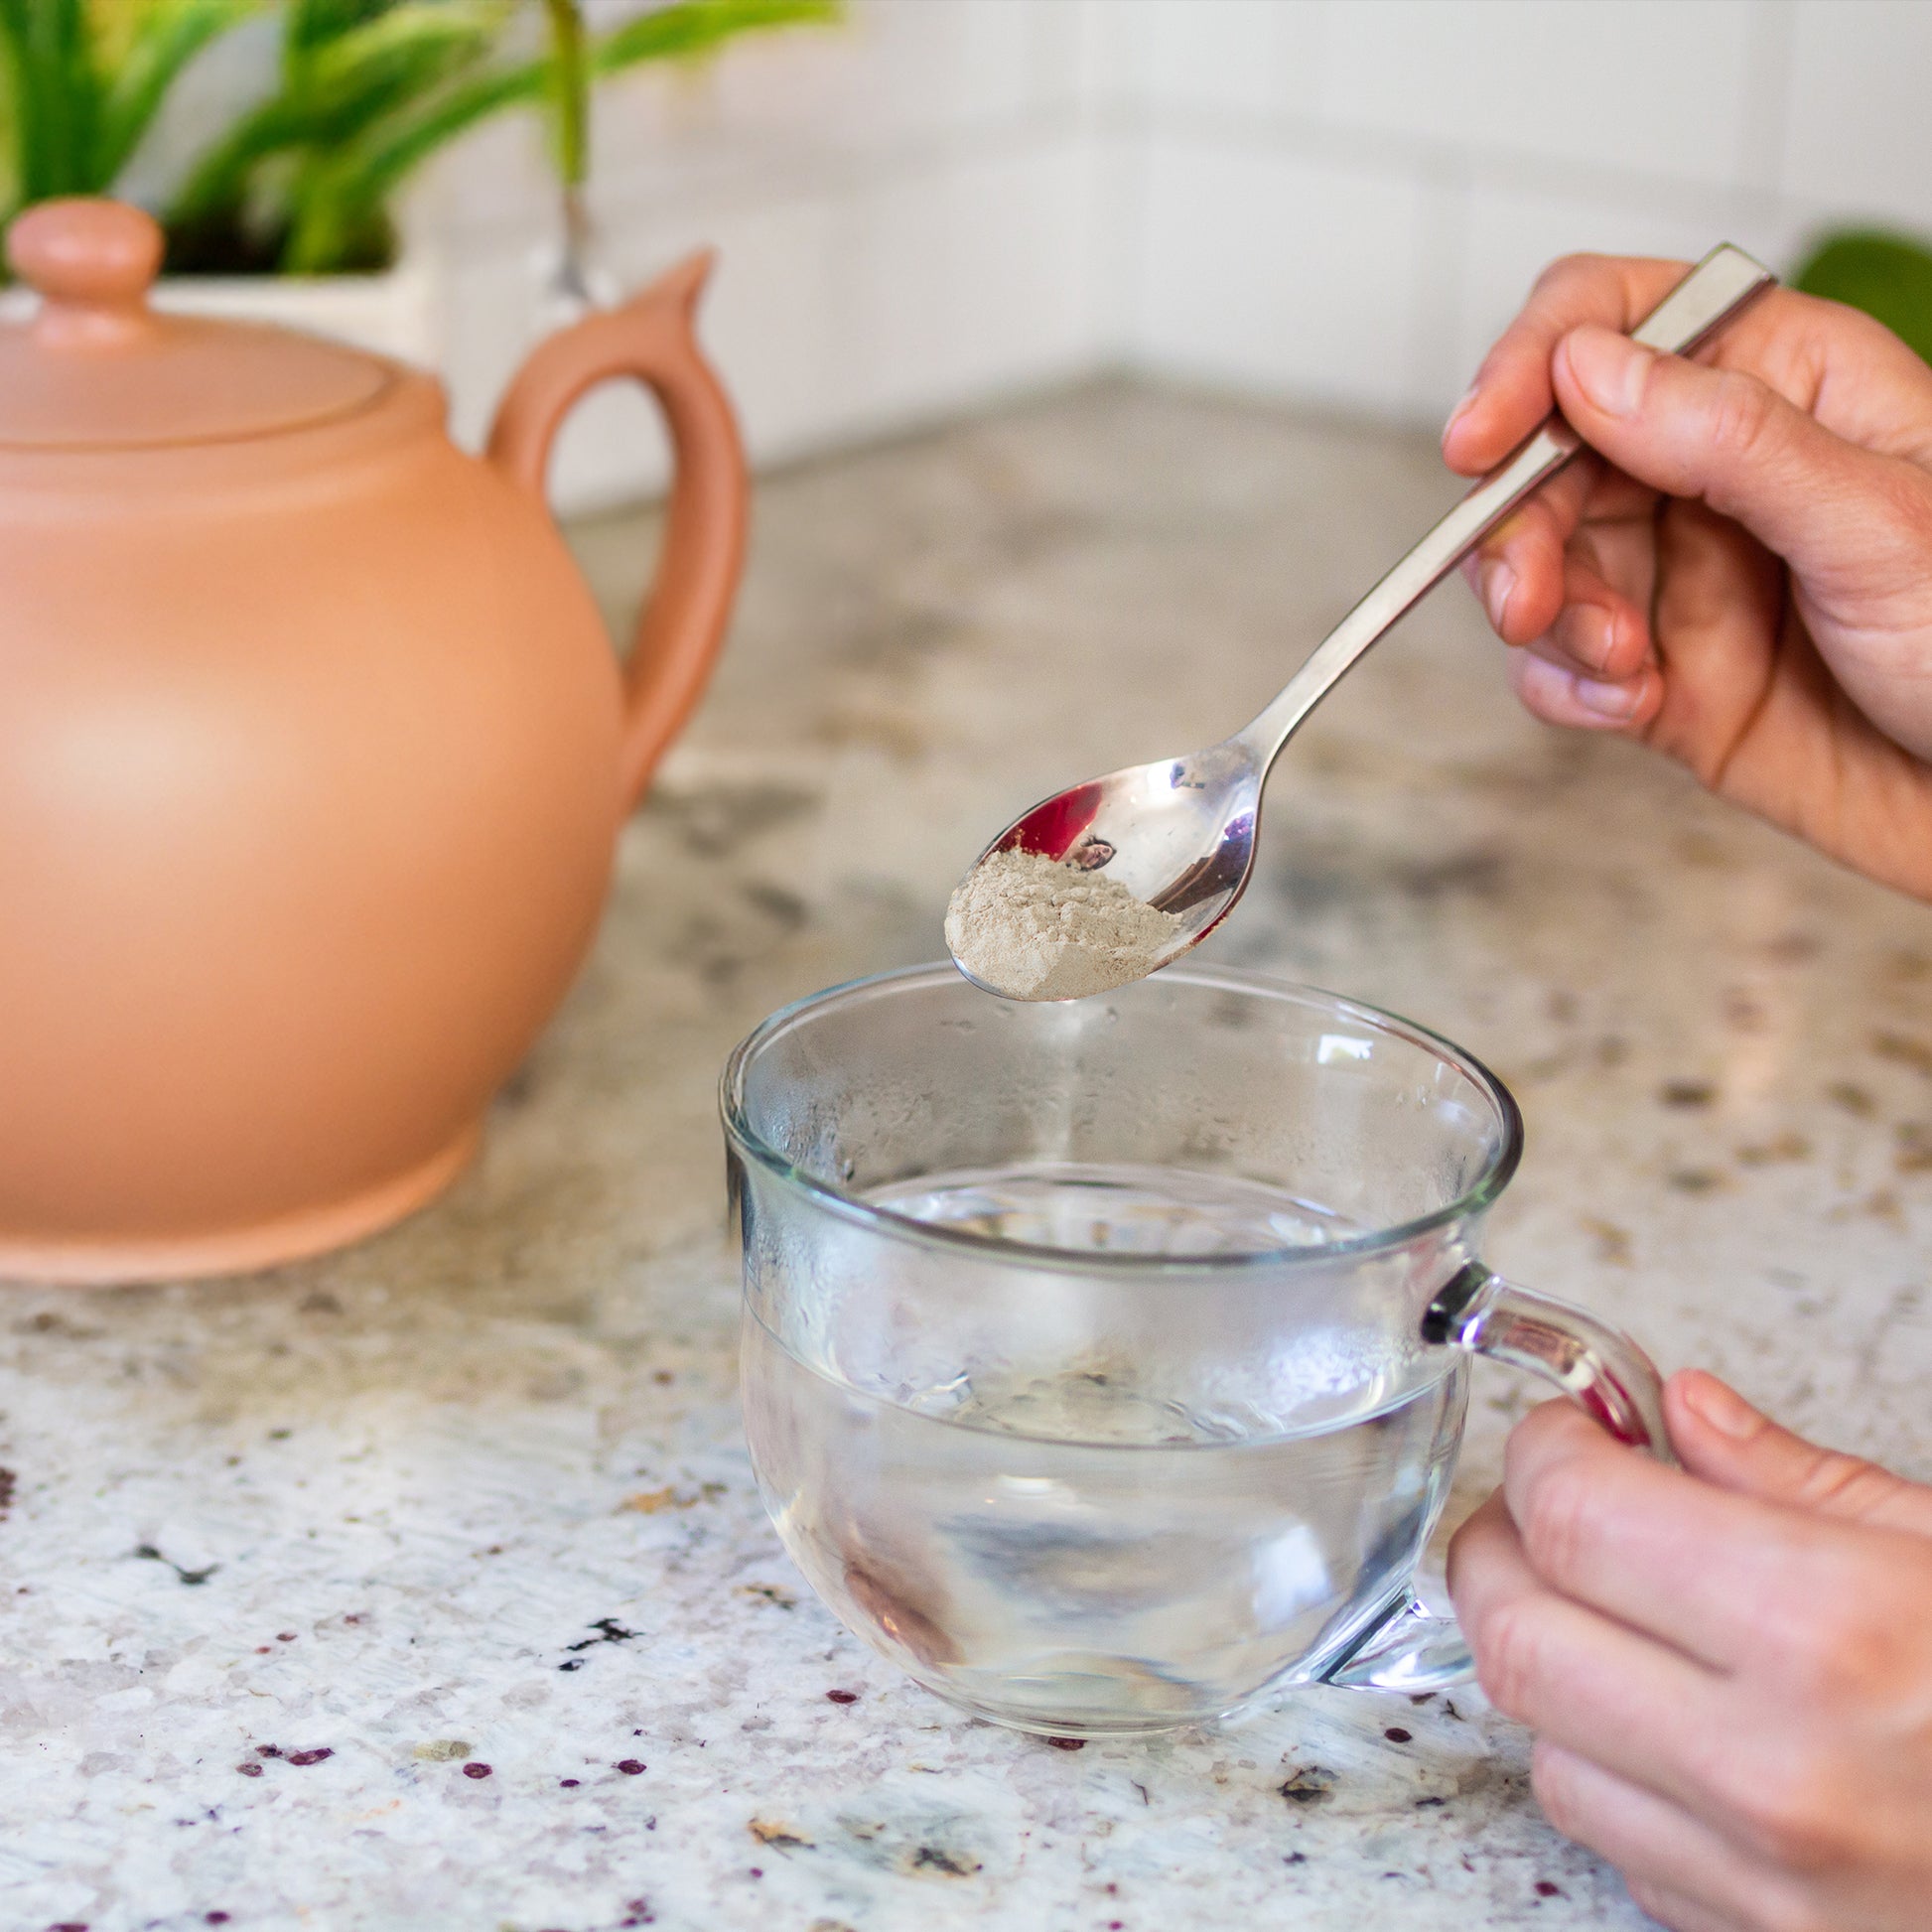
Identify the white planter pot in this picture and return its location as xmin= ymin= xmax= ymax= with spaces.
xmin=155 ymin=256 xmax=448 ymax=367
xmin=0 ymin=255 xmax=446 ymax=369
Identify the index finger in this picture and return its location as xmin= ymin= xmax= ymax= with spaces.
xmin=1445 ymin=254 xmax=1693 ymax=475
xmin=1501 ymin=1399 xmax=1872 ymax=1674
xmin=1447 ymin=1490 xmax=1731 ymax=1813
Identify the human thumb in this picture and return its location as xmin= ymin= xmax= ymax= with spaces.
xmin=1668 ymin=1368 xmax=1932 ymax=1537
xmin=1552 ymin=324 xmax=1911 ymax=580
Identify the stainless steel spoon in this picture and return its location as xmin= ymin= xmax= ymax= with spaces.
xmin=950 ymin=243 xmax=1775 ymax=999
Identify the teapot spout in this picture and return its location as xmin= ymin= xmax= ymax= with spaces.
xmin=648 ymin=247 xmax=718 ymax=318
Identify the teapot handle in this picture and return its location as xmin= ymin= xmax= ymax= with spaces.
xmin=487 ymin=253 xmax=749 ymax=811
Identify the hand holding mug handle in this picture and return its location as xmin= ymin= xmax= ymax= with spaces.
xmin=1321 ymin=1263 xmax=1669 ymax=1693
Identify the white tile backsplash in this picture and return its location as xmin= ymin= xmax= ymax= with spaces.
xmin=418 ymin=1 xmax=1082 ymax=249
xmin=435 ymin=133 xmax=1104 ymax=514
xmin=363 ymin=0 xmax=1932 ymax=497
xmin=1103 ymin=0 xmax=1323 ymax=117
xmin=1133 ymin=134 xmax=1426 ymax=412
xmin=1316 ymin=1 xmax=1763 ymax=189
xmin=1448 ymin=185 xmax=1760 ymax=414
xmin=702 ymin=0 xmax=1082 ymax=150
xmin=543 ymin=185 xmax=860 ymax=509
xmin=1781 ymin=0 xmax=1932 ymax=231
xmin=844 ymin=135 xmax=1105 ymax=433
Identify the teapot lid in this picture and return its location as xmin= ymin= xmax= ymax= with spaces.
xmin=0 ymin=199 xmax=397 ymax=450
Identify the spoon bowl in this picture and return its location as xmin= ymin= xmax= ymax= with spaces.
xmin=962 ymin=736 xmax=1263 ymax=992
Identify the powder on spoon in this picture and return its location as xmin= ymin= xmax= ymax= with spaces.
xmin=945 ymin=848 xmax=1184 ymax=1002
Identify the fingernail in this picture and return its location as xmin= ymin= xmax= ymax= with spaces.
xmin=1479 ymin=558 xmax=1516 ymax=631
xmin=1680 ymin=1372 xmax=1761 ymax=1441
xmin=1443 ymin=384 xmax=1480 ymax=441
xmin=1573 ymin=672 xmax=1638 ymax=720
xmin=1561 ymin=326 xmax=1653 ymax=418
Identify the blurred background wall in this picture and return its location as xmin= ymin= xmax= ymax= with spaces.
xmin=124 ymin=0 xmax=1932 ymax=509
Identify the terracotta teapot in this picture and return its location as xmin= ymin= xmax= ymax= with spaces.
xmin=0 ymin=199 xmax=748 ymax=1283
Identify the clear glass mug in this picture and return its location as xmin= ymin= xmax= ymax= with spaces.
xmin=722 ymin=963 xmax=1668 ymax=1736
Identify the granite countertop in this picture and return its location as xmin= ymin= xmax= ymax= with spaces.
xmin=5 ymin=384 xmax=1930 ymax=1932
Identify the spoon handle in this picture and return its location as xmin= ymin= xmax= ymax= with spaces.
xmin=1237 ymin=243 xmax=1776 ymax=763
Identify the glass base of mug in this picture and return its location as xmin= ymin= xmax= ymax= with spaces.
xmin=886 ymin=1577 xmax=1474 ymax=1737
xmin=897 ymin=1658 xmax=1268 ymax=1738
xmin=1317 ymin=1587 xmax=1474 ymax=1692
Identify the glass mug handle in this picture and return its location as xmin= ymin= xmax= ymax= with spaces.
xmin=1322 ymin=1261 xmax=1673 ymax=1694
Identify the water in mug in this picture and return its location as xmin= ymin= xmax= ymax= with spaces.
xmin=743 ymin=1162 xmax=1464 ymax=1733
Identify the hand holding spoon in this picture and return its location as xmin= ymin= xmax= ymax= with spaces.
xmin=947 ymin=244 xmax=1776 ymax=1001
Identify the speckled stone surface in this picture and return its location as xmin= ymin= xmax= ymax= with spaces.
xmin=5 ymin=384 xmax=1931 ymax=1932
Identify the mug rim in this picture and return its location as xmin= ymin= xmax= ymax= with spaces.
xmin=719 ymin=961 xmax=1525 ymax=1275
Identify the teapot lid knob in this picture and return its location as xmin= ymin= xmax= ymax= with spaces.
xmin=6 ymin=199 xmax=162 ymax=342
xmin=0 ymin=194 xmax=401 ymax=446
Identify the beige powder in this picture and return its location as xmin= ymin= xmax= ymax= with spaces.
xmin=945 ymin=848 xmax=1184 ymax=1002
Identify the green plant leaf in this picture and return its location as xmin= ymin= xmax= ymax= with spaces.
xmin=93 ymin=0 xmax=265 ymax=190
xmin=290 ymin=1 xmax=503 ymax=86
xmin=167 ymin=0 xmax=499 ymax=232
xmin=279 ymin=0 xmax=505 ymax=139
xmin=294 ymin=55 xmax=541 ymax=257
xmin=164 ymin=0 xmax=841 ymax=276
xmin=283 ymin=0 xmax=398 ymax=63
xmin=307 ymin=0 xmax=839 ymax=260
xmin=542 ymin=0 xmax=588 ymax=190
xmin=592 ymin=0 xmax=840 ymax=74
xmin=0 ymin=3 xmax=27 ymax=216
xmin=1794 ymin=229 xmax=1932 ymax=368
xmin=0 ymin=0 xmax=102 ymax=202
